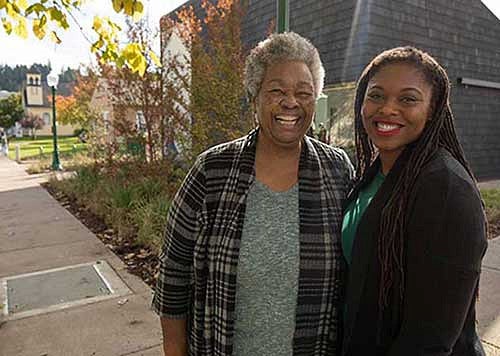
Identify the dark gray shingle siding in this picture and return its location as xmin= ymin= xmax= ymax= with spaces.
xmin=163 ymin=0 xmax=500 ymax=178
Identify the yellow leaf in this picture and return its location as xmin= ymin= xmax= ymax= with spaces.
xmin=132 ymin=10 xmax=143 ymax=22
xmin=40 ymin=14 xmax=47 ymax=27
xmin=149 ymin=50 xmax=161 ymax=66
xmin=32 ymin=18 xmax=46 ymax=39
xmin=14 ymin=18 xmax=28 ymax=38
xmin=92 ymin=16 xmax=102 ymax=31
xmin=5 ymin=3 xmax=18 ymax=17
xmin=135 ymin=59 xmax=146 ymax=76
xmin=121 ymin=43 xmax=146 ymax=75
xmin=2 ymin=18 xmax=12 ymax=34
xmin=50 ymin=30 xmax=62 ymax=44
xmin=134 ymin=1 xmax=144 ymax=14
xmin=123 ymin=0 xmax=133 ymax=16
xmin=48 ymin=7 xmax=63 ymax=21
xmin=14 ymin=0 xmax=28 ymax=11
xmin=59 ymin=15 xmax=69 ymax=29
xmin=132 ymin=1 xmax=143 ymax=21
xmin=112 ymin=0 xmax=123 ymax=13
xmin=0 ymin=0 xmax=7 ymax=9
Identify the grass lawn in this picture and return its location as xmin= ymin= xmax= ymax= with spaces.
xmin=482 ymin=188 xmax=500 ymax=220
xmin=7 ymin=135 xmax=87 ymax=161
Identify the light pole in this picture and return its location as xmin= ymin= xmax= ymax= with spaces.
xmin=276 ymin=0 xmax=289 ymax=33
xmin=47 ymin=71 xmax=62 ymax=170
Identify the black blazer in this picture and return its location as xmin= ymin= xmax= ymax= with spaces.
xmin=342 ymin=148 xmax=488 ymax=356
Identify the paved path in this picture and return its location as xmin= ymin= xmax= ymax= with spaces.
xmin=0 ymin=156 xmax=499 ymax=355
xmin=0 ymin=156 xmax=162 ymax=356
xmin=479 ymin=179 xmax=500 ymax=190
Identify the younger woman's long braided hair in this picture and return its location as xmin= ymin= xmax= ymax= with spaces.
xmin=354 ymin=46 xmax=477 ymax=316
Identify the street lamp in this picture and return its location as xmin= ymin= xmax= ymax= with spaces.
xmin=276 ymin=0 xmax=289 ymax=33
xmin=47 ymin=71 xmax=62 ymax=171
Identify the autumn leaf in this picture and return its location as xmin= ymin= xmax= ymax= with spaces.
xmin=92 ymin=16 xmax=102 ymax=31
xmin=50 ymin=30 xmax=62 ymax=43
xmin=32 ymin=18 xmax=46 ymax=39
xmin=132 ymin=1 xmax=143 ymax=21
xmin=25 ymin=3 xmax=47 ymax=16
xmin=1 ymin=18 xmax=12 ymax=34
xmin=14 ymin=18 xmax=28 ymax=38
xmin=121 ymin=43 xmax=146 ymax=75
xmin=112 ymin=0 xmax=123 ymax=13
xmin=15 ymin=0 xmax=28 ymax=11
xmin=149 ymin=50 xmax=161 ymax=67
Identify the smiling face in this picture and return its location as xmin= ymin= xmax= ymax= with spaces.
xmin=255 ymin=60 xmax=315 ymax=151
xmin=361 ymin=62 xmax=433 ymax=161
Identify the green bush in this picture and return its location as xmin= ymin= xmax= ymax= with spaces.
xmin=133 ymin=196 xmax=171 ymax=252
xmin=48 ymin=158 xmax=183 ymax=251
xmin=74 ymin=166 xmax=102 ymax=197
xmin=482 ymin=188 xmax=500 ymax=222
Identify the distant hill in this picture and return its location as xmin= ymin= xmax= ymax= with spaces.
xmin=0 ymin=64 xmax=76 ymax=96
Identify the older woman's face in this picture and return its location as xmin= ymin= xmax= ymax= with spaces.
xmin=255 ymin=60 xmax=315 ymax=150
xmin=361 ymin=62 xmax=433 ymax=158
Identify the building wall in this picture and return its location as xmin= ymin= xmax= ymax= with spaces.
xmin=362 ymin=0 xmax=500 ymax=178
xmin=25 ymin=74 xmax=44 ymax=106
xmin=162 ymin=0 xmax=500 ymax=179
xmin=241 ymin=0 xmax=500 ymax=179
xmin=25 ymin=106 xmax=75 ymax=136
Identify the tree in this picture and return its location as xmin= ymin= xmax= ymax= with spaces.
xmin=20 ymin=112 xmax=44 ymax=139
xmin=163 ymin=0 xmax=252 ymax=164
xmin=101 ymin=18 xmax=164 ymax=162
xmin=55 ymin=68 xmax=99 ymax=130
xmin=0 ymin=63 xmax=51 ymax=91
xmin=0 ymin=0 xmax=154 ymax=75
xmin=0 ymin=93 xmax=24 ymax=129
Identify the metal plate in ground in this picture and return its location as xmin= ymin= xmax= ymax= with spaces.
xmin=1 ymin=260 xmax=131 ymax=320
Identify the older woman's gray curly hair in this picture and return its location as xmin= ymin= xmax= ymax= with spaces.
xmin=245 ymin=32 xmax=325 ymax=102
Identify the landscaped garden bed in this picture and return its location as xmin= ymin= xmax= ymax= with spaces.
xmin=43 ymin=160 xmax=500 ymax=291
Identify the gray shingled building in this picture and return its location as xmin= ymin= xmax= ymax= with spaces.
xmin=163 ymin=0 xmax=500 ymax=179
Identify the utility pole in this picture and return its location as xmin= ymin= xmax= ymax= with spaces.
xmin=276 ymin=0 xmax=289 ymax=33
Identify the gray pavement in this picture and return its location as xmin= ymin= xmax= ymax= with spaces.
xmin=0 ymin=155 xmax=499 ymax=355
xmin=0 ymin=156 xmax=162 ymax=356
xmin=479 ymin=179 xmax=500 ymax=190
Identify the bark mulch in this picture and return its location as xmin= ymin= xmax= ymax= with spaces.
xmin=42 ymin=183 xmax=159 ymax=288
xmin=489 ymin=220 xmax=500 ymax=240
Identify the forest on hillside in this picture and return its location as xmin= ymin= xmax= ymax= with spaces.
xmin=0 ymin=64 xmax=76 ymax=96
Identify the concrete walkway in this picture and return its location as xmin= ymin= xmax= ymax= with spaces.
xmin=0 ymin=156 xmax=162 ymax=356
xmin=0 ymin=155 xmax=499 ymax=355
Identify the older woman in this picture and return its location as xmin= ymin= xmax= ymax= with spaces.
xmin=341 ymin=47 xmax=487 ymax=355
xmin=152 ymin=32 xmax=353 ymax=356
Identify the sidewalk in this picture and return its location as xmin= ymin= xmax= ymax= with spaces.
xmin=0 ymin=156 xmax=499 ymax=356
xmin=0 ymin=156 xmax=162 ymax=356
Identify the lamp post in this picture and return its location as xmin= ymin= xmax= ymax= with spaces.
xmin=276 ymin=0 xmax=289 ymax=33
xmin=47 ymin=71 xmax=62 ymax=170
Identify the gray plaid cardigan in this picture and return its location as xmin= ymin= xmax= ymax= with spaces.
xmin=152 ymin=129 xmax=354 ymax=356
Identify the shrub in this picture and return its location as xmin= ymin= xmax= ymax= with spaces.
xmin=133 ymin=196 xmax=170 ymax=252
xmin=482 ymin=188 xmax=500 ymax=223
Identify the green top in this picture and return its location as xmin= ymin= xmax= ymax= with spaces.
xmin=342 ymin=172 xmax=385 ymax=264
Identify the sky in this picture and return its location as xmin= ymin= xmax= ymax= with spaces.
xmin=0 ymin=0 xmax=499 ymax=74
xmin=0 ymin=0 xmax=190 ymax=73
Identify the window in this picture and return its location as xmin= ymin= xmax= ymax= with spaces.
xmin=103 ymin=111 xmax=110 ymax=133
xmin=43 ymin=113 xmax=50 ymax=126
xmin=136 ymin=111 xmax=146 ymax=132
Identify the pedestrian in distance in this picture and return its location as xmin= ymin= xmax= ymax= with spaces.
xmin=0 ymin=128 xmax=8 ymax=156
xmin=341 ymin=46 xmax=488 ymax=356
xmin=152 ymin=32 xmax=354 ymax=356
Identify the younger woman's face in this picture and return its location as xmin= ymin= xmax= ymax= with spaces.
xmin=361 ymin=62 xmax=433 ymax=159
